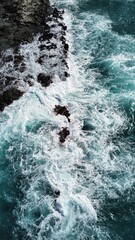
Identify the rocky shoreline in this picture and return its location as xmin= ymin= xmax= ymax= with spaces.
xmin=0 ymin=0 xmax=52 ymax=50
xmin=0 ymin=0 xmax=70 ymax=143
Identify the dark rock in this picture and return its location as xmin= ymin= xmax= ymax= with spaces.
xmin=14 ymin=55 xmax=24 ymax=65
xmin=55 ymin=190 xmax=60 ymax=197
xmin=19 ymin=63 xmax=26 ymax=73
xmin=44 ymin=23 xmax=50 ymax=31
xmin=0 ymin=0 xmax=52 ymax=50
xmin=54 ymin=105 xmax=70 ymax=122
xmin=51 ymin=63 xmax=58 ymax=67
xmin=62 ymin=59 xmax=69 ymax=68
xmin=5 ymin=76 xmax=15 ymax=85
xmin=52 ymin=8 xmax=63 ymax=19
xmin=38 ymin=45 xmax=46 ymax=51
xmin=49 ymin=54 xmax=56 ymax=58
xmin=0 ymin=88 xmax=24 ymax=111
xmin=64 ymin=43 xmax=69 ymax=52
xmin=64 ymin=71 xmax=70 ymax=78
xmin=39 ymin=32 xmax=53 ymax=42
xmin=3 ymin=55 xmax=13 ymax=62
xmin=62 ymin=25 xmax=67 ymax=31
xmin=13 ymin=47 xmax=20 ymax=55
xmin=58 ymin=127 xmax=70 ymax=143
xmin=37 ymin=73 xmax=53 ymax=87
xmin=58 ymin=23 xmax=67 ymax=31
xmin=46 ymin=43 xmax=57 ymax=50
xmin=37 ymin=55 xmax=45 ymax=65
xmin=60 ymin=36 xmax=66 ymax=43
xmin=24 ymin=75 xmax=34 ymax=87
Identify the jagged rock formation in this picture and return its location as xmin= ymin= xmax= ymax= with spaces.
xmin=0 ymin=0 xmax=52 ymax=50
xmin=0 ymin=0 xmax=71 ymax=143
xmin=0 ymin=0 xmax=53 ymax=111
xmin=54 ymin=105 xmax=71 ymax=122
xmin=58 ymin=127 xmax=70 ymax=143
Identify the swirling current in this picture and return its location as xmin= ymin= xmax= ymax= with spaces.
xmin=0 ymin=0 xmax=135 ymax=239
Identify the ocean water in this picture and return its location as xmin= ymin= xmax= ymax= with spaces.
xmin=0 ymin=0 xmax=135 ymax=239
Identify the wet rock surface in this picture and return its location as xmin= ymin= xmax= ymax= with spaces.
xmin=37 ymin=8 xmax=70 ymax=82
xmin=0 ymin=0 xmax=52 ymax=50
xmin=0 ymin=88 xmax=24 ymax=111
xmin=0 ymin=1 xmax=71 ymax=144
xmin=37 ymin=73 xmax=53 ymax=88
xmin=54 ymin=105 xmax=70 ymax=122
xmin=58 ymin=127 xmax=70 ymax=143
xmin=0 ymin=0 xmax=53 ymax=112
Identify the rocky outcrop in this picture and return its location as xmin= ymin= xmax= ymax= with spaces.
xmin=58 ymin=128 xmax=70 ymax=143
xmin=0 ymin=0 xmax=52 ymax=112
xmin=37 ymin=73 xmax=53 ymax=88
xmin=0 ymin=1 xmax=71 ymax=145
xmin=0 ymin=88 xmax=24 ymax=111
xmin=0 ymin=0 xmax=52 ymax=50
xmin=54 ymin=105 xmax=70 ymax=122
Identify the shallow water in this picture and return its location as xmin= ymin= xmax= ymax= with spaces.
xmin=0 ymin=0 xmax=135 ymax=239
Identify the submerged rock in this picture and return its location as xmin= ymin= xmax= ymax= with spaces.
xmin=82 ymin=119 xmax=95 ymax=131
xmin=24 ymin=75 xmax=34 ymax=87
xmin=54 ymin=190 xmax=60 ymax=197
xmin=58 ymin=127 xmax=70 ymax=143
xmin=54 ymin=105 xmax=70 ymax=122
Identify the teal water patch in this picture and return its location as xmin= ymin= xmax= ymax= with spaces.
xmin=77 ymin=0 xmax=135 ymax=35
xmin=0 ymin=135 xmax=28 ymax=240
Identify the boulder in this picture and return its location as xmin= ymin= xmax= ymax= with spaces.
xmin=0 ymin=88 xmax=24 ymax=111
xmin=37 ymin=73 xmax=53 ymax=87
xmin=54 ymin=105 xmax=70 ymax=122
xmin=58 ymin=127 xmax=70 ymax=143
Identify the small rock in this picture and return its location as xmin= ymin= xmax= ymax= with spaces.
xmin=58 ymin=23 xmax=67 ymax=31
xmin=5 ymin=76 xmax=15 ymax=85
xmin=19 ymin=62 xmax=26 ymax=72
xmin=55 ymin=190 xmax=60 ymax=197
xmin=37 ymin=73 xmax=53 ymax=87
xmin=62 ymin=59 xmax=69 ymax=69
xmin=52 ymin=8 xmax=61 ymax=18
xmin=58 ymin=127 xmax=70 ymax=143
xmin=14 ymin=55 xmax=24 ymax=65
xmin=54 ymin=105 xmax=70 ymax=122
xmin=46 ymin=43 xmax=57 ymax=50
xmin=24 ymin=75 xmax=34 ymax=86
xmin=37 ymin=55 xmax=45 ymax=64
xmin=64 ymin=71 xmax=70 ymax=78
xmin=49 ymin=54 xmax=56 ymax=58
xmin=60 ymin=36 xmax=66 ymax=44
xmin=38 ymin=45 xmax=46 ymax=51
xmin=64 ymin=43 xmax=69 ymax=52
xmin=39 ymin=32 xmax=53 ymax=41
xmin=3 ymin=55 xmax=13 ymax=62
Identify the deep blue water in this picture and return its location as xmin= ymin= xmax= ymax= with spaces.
xmin=0 ymin=0 xmax=135 ymax=239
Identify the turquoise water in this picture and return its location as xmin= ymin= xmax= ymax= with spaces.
xmin=0 ymin=0 xmax=135 ymax=239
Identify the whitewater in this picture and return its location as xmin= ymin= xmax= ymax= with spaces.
xmin=0 ymin=0 xmax=135 ymax=239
